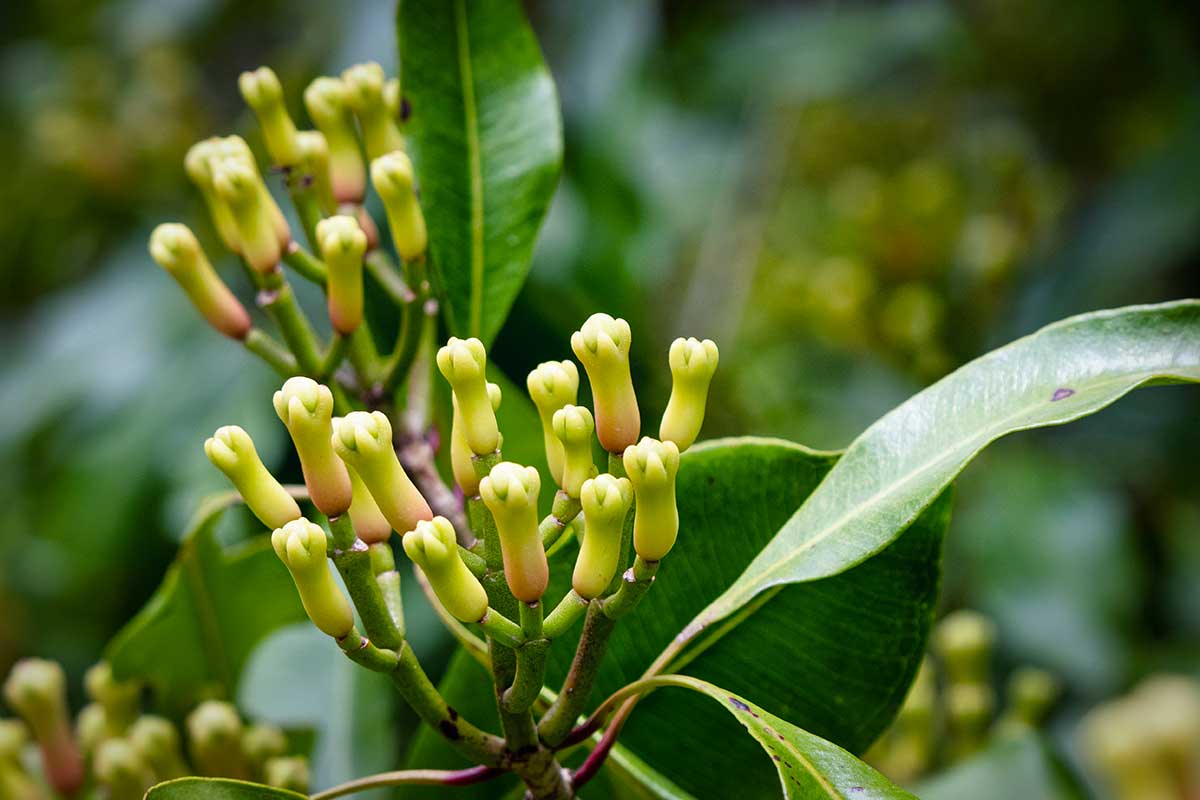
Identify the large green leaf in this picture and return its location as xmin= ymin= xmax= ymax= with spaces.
xmin=689 ymin=301 xmax=1200 ymax=651
xmin=397 ymin=0 xmax=562 ymax=345
xmin=238 ymin=624 xmax=399 ymax=799
xmin=106 ymin=497 xmax=305 ymax=713
xmin=603 ymin=675 xmax=916 ymax=800
xmin=539 ymin=438 xmax=947 ymax=797
xmin=146 ymin=777 xmax=305 ymax=800
xmin=917 ymin=733 xmax=1086 ymax=800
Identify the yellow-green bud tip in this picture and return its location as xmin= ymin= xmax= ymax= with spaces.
xmin=659 ymin=337 xmax=719 ymax=451
xmin=149 ymin=223 xmax=251 ymax=340
xmin=437 ymin=337 xmax=500 ymax=455
xmin=623 ymin=437 xmax=681 ymax=561
xmin=552 ymin=405 xmax=597 ymax=497
xmin=274 ymin=377 xmax=351 ymax=517
xmin=371 ymin=151 xmax=427 ymax=259
xmin=238 ymin=66 xmax=285 ymax=110
xmin=265 ymin=756 xmax=310 ymax=793
xmin=332 ymin=412 xmax=433 ymax=536
xmin=573 ymin=474 xmax=634 ymax=598
xmin=205 ymin=425 xmax=301 ymax=529
xmin=480 ymin=462 xmax=547 ymax=602
xmin=403 ymin=517 xmax=489 ymax=622
xmin=316 ymin=215 xmax=367 ymax=335
xmin=271 ymin=518 xmax=354 ymax=638
xmin=571 ymin=313 xmax=640 ymax=452
xmin=340 ymin=62 xmax=387 ymax=110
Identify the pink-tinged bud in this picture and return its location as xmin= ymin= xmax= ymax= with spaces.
xmin=150 ymin=223 xmax=251 ymax=340
xmin=239 ymin=66 xmax=300 ymax=167
xmin=526 ymin=360 xmax=579 ymax=486
xmin=296 ymin=130 xmax=337 ymax=215
xmin=451 ymin=382 xmax=502 ymax=496
xmin=315 ymin=215 xmax=367 ymax=335
xmin=2 ymin=659 xmax=84 ymax=795
xmin=623 ymin=437 xmax=680 ymax=561
xmin=331 ymin=411 xmax=432 ymax=534
xmin=204 ymin=425 xmax=301 ymax=529
xmin=212 ymin=160 xmax=286 ymax=272
xmin=347 ymin=467 xmax=392 ymax=544
xmin=341 ymin=63 xmax=404 ymax=160
xmin=659 ymin=337 xmax=719 ymax=451
xmin=436 ymin=337 xmax=499 ymax=455
xmin=184 ymin=138 xmax=242 ymax=252
xmin=571 ymin=313 xmax=640 ymax=452
xmin=273 ymin=378 xmax=353 ymax=517
xmin=304 ymin=77 xmax=366 ymax=204
xmin=479 ymin=462 xmax=547 ymax=602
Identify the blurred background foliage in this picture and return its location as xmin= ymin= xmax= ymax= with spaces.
xmin=1 ymin=0 xmax=1199 ymax=795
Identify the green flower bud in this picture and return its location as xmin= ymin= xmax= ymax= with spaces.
xmin=479 ymin=463 xmax=547 ymax=602
xmin=403 ymin=517 xmax=489 ymax=622
xmin=150 ymin=223 xmax=251 ymax=340
xmin=571 ymin=314 xmax=640 ymax=453
xmin=242 ymin=723 xmax=287 ymax=770
xmin=76 ymin=702 xmax=109 ymax=755
xmin=384 ymin=78 xmax=401 ymax=118
xmin=945 ymin=683 xmax=994 ymax=761
xmin=272 ymin=518 xmax=355 ymax=638
xmin=436 ymin=337 xmax=499 ymax=456
xmin=264 ymin=756 xmax=310 ymax=793
xmin=371 ymin=151 xmax=427 ymax=261
xmin=526 ymin=360 xmax=579 ymax=486
xmin=623 ymin=437 xmax=680 ymax=561
xmin=273 ymin=377 xmax=353 ymax=517
xmin=347 ymin=467 xmax=393 ymax=545
xmin=933 ymin=610 xmax=995 ymax=686
xmin=212 ymin=160 xmax=287 ymax=272
xmin=0 ymin=720 xmax=40 ymax=800
xmin=94 ymin=739 xmax=155 ymax=800
xmin=1004 ymin=667 xmax=1059 ymax=730
xmin=573 ymin=474 xmax=633 ymax=599
xmin=331 ymin=411 xmax=433 ymax=534
xmin=185 ymin=701 xmax=247 ymax=779
xmin=128 ymin=715 xmax=187 ymax=781
xmin=238 ymin=66 xmax=300 ymax=167
xmin=552 ymin=405 xmax=597 ymax=498
xmin=205 ymin=425 xmax=301 ymax=529
xmin=1134 ymin=674 xmax=1200 ymax=773
xmin=83 ymin=662 xmax=140 ymax=732
xmin=316 ymin=215 xmax=367 ymax=335
xmin=2 ymin=659 xmax=83 ymax=794
xmin=304 ymin=77 xmax=366 ymax=203
xmin=185 ymin=138 xmax=242 ymax=252
xmin=341 ymin=62 xmax=404 ymax=160
xmin=295 ymin=130 xmax=337 ymax=214
xmin=212 ymin=135 xmax=291 ymax=246
xmin=451 ymin=382 xmax=502 ymax=496
xmin=659 ymin=337 xmax=719 ymax=452
xmin=0 ymin=719 xmax=27 ymax=758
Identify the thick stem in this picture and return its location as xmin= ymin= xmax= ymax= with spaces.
xmin=537 ymin=601 xmax=616 ymax=748
xmin=370 ymin=541 xmax=405 ymax=640
xmin=282 ymin=241 xmax=327 ymax=285
xmin=243 ymin=328 xmax=298 ymax=376
xmin=600 ymin=557 xmax=659 ymax=620
xmin=329 ymin=515 xmax=404 ymax=649
xmin=256 ymin=267 xmax=322 ymax=374
xmin=364 ymin=249 xmax=413 ymax=307
xmin=540 ymin=492 xmax=582 ymax=550
xmin=543 ymin=590 xmax=589 ymax=639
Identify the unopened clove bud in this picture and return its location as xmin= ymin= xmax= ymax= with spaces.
xmin=274 ymin=378 xmax=353 ymax=517
xmin=659 ymin=337 xmax=719 ymax=451
xmin=128 ymin=715 xmax=187 ymax=781
xmin=437 ymin=337 xmax=499 ymax=455
xmin=527 ymin=360 xmax=579 ymax=486
xmin=403 ymin=517 xmax=489 ymax=622
xmin=0 ymin=719 xmax=39 ymax=800
xmin=242 ymin=723 xmax=287 ymax=774
xmin=205 ymin=425 xmax=301 ymax=529
xmin=264 ymin=756 xmax=310 ymax=793
xmin=212 ymin=160 xmax=287 ymax=272
xmin=150 ymin=223 xmax=251 ymax=340
xmin=239 ymin=66 xmax=300 ymax=167
xmin=83 ymin=662 xmax=140 ymax=733
xmin=185 ymin=701 xmax=247 ymax=779
xmin=623 ymin=437 xmax=680 ymax=561
xmin=552 ymin=405 xmax=597 ymax=498
xmin=2 ymin=659 xmax=84 ymax=795
xmin=573 ymin=474 xmax=633 ymax=599
xmin=347 ymin=468 xmax=393 ymax=544
xmin=94 ymin=739 xmax=155 ymax=800
xmin=272 ymin=518 xmax=355 ymax=638
xmin=452 ymin=382 xmax=502 ymax=496
xmin=341 ymin=63 xmax=404 ymax=160
xmin=934 ymin=610 xmax=995 ymax=686
xmin=295 ymin=130 xmax=337 ymax=214
xmin=316 ymin=215 xmax=368 ymax=335
xmin=184 ymin=138 xmax=242 ymax=252
xmin=304 ymin=77 xmax=366 ymax=203
xmin=371 ymin=150 xmax=427 ymax=261
xmin=571 ymin=314 xmax=640 ymax=452
xmin=331 ymin=411 xmax=432 ymax=534
xmin=479 ymin=463 xmax=547 ymax=602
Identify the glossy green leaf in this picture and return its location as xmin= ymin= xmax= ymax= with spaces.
xmin=106 ymin=497 xmax=305 ymax=713
xmin=238 ymin=624 xmax=398 ymax=799
xmin=690 ymin=301 xmax=1200 ymax=649
xmin=615 ymin=675 xmax=916 ymax=800
xmin=536 ymin=437 xmax=947 ymax=797
xmin=397 ymin=0 xmax=562 ymax=344
xmin=918 ymin=733 xmax=1086 ymax=800
xmin=146 ymin=777 xmax=305 ymax=800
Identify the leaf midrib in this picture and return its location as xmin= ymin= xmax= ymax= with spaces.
xmin=453 ymin=0 xmax=485 ymax=338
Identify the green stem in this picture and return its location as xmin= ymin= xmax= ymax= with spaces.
xmin=320 ymin=333 xmax=351 ymax=380
xmin=600 ymin=557 xmax=659 ymax=620
xmin=243 ymin=328 xmax=297 ymax=376
xmin=282 ymin=242 xmax=327 ymax=286
xmin=383 ymin=293 xmax=425 ymax=392
xmin=543 ymin=590 xmax=589 ymax=639
xmin=328 ymin=515 xmax=404 ymax=650
xmin=537 ymin=601 xmax=617 ymax=748
xmin=348 ymin=328 xmax=383 ymax=394
xmin=459 ymin=545 xmax=487 ymax=578
xmin=478 ymin=608 xmax=525 ymax=649
xmin=411 ymin=564 xmax=490 ymax=667
xmin=370 ymin=541 xmax=405 ymax=640
xmin=364 ymin=249 xmax=413 ymax=307
xmin=470 ymin=455 xmax=503 ymax=568
xmin=257 ymin=267 xmax=322 ymax=374
xmin=285 ymin=181 xmax=324 ymax=258
xmin=540 ymin=492 xmax=582 ymax=550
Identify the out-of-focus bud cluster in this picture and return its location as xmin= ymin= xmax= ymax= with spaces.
xmin=1080 ymin=674 xmax=1200 ymax=800
xmin=0 ymin=659 xmax=309 ymax=798
xmin=868 ymin=609 xmax=1061 ymax=785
